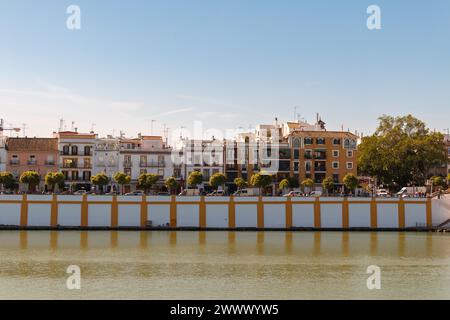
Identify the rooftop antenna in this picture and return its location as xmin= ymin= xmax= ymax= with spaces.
xmin=22 ymin=123 xmax=27 ymax=137
xmin=59 ymin=118 xmax=64 ymax=132
xmin=91 ymin=123 xmax=96 ymax=133
xmin=71 ymin=121 xmax=75 ymax=131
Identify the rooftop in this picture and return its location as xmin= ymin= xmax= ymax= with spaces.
xmin=6 ymin=137 xmax=58 ymax=152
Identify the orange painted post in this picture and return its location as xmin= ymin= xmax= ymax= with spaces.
xmin=370 ymin=197 xmax=378 ymax=229
xmin=228 ymin=195 xmax=236 ymax=228
xmin=50 ymin=194 xmax=58 ymax=227
xmin=20 ymin=194 xmax=28 ymax=227
xmin=170 ymin=195 xmax=177 ymax=227
xmin=426 ymin=197 xmax=432 ymax=227
xmin=199 ymin=196 xmax=206 ymax=228
xmin=257 ymin=196 xmax=264 ymax=229
xmin=285 ymin=196 xmax=292 ymax=229
xmin=111 ymin=195 xmax=119 ymax=228
xmin=80 ymin=194 xmax=88 ymax=227
xmin=342 ymin=197 xmax=349 ymax=228
xmin=398 ymin=198 xmax=405 ymax=228
xmin=140 ymin=195 xmax=148 ymax=228
xmin=314 ymin=197 xmax=321 ymax=228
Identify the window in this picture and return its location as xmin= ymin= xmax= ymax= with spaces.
xmin=346 ymin=162 xmax=353 ymax=169
xmin=304 ymin=149 xmax=313 ymax=159
xmin=84 ymin=146 xmax=91 ymax=156
xmin=71 ymin=146 xmax=78 ymax=155
xmin=332 ymin=162 xmax=339 ymax=169
xmin=140 ymin=169 xmax=147 ymax=174
xmin=124 ymin=168 xmax=131 ymax=176
xmin=332 ymin=150 xmax=339 ymax=157
xmin=347 ymin=150 xmax=353 ymax=158
xmin=304 ymin=137 xmax=313 ymax=145
xmin=305 ymin=161 xmax=311 ymax=172
xmin=292 ymin=138 xmax=301 ymax=148
xmin=332 ymin=174 xmax=339 ymax=183
xmin=332 ymin=138 xmax=341 ymax=145
xmin=316 ymin=138 xmax=325 ymax=145
xmin=63 ymin=145 xmax=70 ymax=155
xmin=158 ymin=169 xmax=164 ymax=177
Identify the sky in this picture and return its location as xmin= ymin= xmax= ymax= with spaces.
xmin=1 ymin=0 xmax=450 ymax=142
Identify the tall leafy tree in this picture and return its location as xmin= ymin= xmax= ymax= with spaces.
xmin=209 ymin=173 xmax=226 ymax=190
xmin=187 ymin=171 xmax=203 ymax=188
xmin=358 ymin=114 xmax=446 ymax=189
xmin=113 ymin=172 xmax=131 ymax=194
xmin=322 ymin=177 xmax=334 ymax=196
xmin=301 ymin=178 xmax=314 ymax=192
xmin=165 ymin=177 xmax=179 ymax=195
xmin=19 ymin=171 xmax=41 ymax=193
xmin=234 ymin=177 xmax=247 ymax=190
xmin=250 ymin=172 xmax=272 ymax=195
xmin=137 ymin=173 xmax=159 ymax=194
xmin=91 ymin=173 xmax=110 ymax=193
xmin=45 ymin=172 xmax=65 ymax=193
xmin=0 ymin=172 xmax=16 ymax=192
xmin=343 ymin=173 xmax=359 ymax=195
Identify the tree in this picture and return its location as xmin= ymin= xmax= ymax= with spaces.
xmin=209 ymin=173 xmax=226 ymax=190
xmin=250 ymin=172 xmax=272 ymax=195
xmin=301 ymin=178 xmax=314 ymax=193
xmin=91 ymin=173 xmax=110 ymax=193
xmin=234 ymin=177 xmax=247 ymax=190
xmin=19 ymin=171 xmax=41 ymax=193
xmin=447 ymin=174 xmax=450 ymax=185
xmin=343 ymin=173 xmax=359 ymax=195
xmin=322 ymin=177 xmax=335 ymax=196
xmin=279 ymin=179 xmax=290 ymax=191
xmin=165 ymin=177 xmax=179 ymax=195
xmin=0 ymin=172 xmax=16 ymax=192
xmin=431 ymin=176 xmax=445 ymax=189
xmin=187 ymin=171 xmax=203 ymax=188
xmin=137 ymin=173 xmax=159 ymax=194
xmin=45 ymin=172 xmax=65 ymax=193
xmin=113 ymin=172 xmax=131 ymax=194
xmin=358 ymin=114 xmax=446 ymax=189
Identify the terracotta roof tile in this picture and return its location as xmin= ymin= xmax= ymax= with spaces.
xmin=6 ymin=138 xmax=58 ymax=152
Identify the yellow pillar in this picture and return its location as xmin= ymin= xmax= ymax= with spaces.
xmin=285 ymin=196 xmax=292 ymax=229
xmin=314 ymin=197 xmax=321 ymax=228
xmin=80 ymin=194 xmax=88 ymax=227
xmin=111 ymin=195 xmax=119 ymax=228
xmin=170 ymin=195 xmax=177 ymax=227
xmin=342 ymin=197 xmax=349 ymax=228
xmin=426 ymin=197 xmax=432 ymax=227
xmin=370 ymin=197 xmax=378 ymax=229
xmin=228 ymin=195 xmax=236 ymax=228
xmin=398 ymin=198 xmax=405 ymax=228
xmin=20 ymin=194 xmax=28 ymax=227
xmin=50 ymin=194 xmax=58 ymax=227
xmin=140 ymin=195 xmax=148 ymax=228
xmin=257 ymin=196 xmax=264 ymax=229
xmin=199 ymin=196 xmax=206 ymax=228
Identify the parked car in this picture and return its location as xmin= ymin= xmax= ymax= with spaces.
xmin=233 ymin=188 xmax=261 ymax=197
xmin=157 ymin=192 xmax=170 ymax=196
xmin=376 ymin=189 xmax=390 ymax=197
xmin=283 ymin=191 xmax=303 ymax=197
xmin=206 ymin=190 xmax=226 ymax=196
xmin=309 ymin=191 xmax=322 ymax=197
xmin=124 ymin=190 xmax=145 ymax=196
xmin=178 ymin=189 xmax=200 ymax=196
xmin=73 ymin=190 xmax=87 ymax=195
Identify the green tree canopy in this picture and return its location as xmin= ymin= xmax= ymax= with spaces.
xmin=279 ymin=179 xmax=290 ymax=190
xmin=137 ymin=173 xmax=159 ymax=193
xmin=19 ymin=171 xmax=41 ymax=193
xmin=234 ymin=177 xmax=247 ymax=190
xmin=322 ymin=177 xmax=334 ymax=194
xmin=431 ymin=176 xmax=446 ymax=189
xmin=113 ymin=172 xmax=131 ymax=194
xmin=343 ymin=173 xmax=359 ymax=193
xmin=209 ymin=173 xmax=226 ymax=190
xmin=165 ymin=177 xmax=179 ymax=194
xmin=187 ymin=171 xmax=203 ymax=188
xmin=91 ymin=173 xmax=110 ymax=192
xmin=45 ymin=172 xmax=65 ymax=192
xmin=0 ymin=172 xmax=16 ymax=191
xmin=250 ymin=172 xmax=272 ymax=194
xmin=358 ymin=114 xmax=446 ymax=188
xmin=301 ymin=178 xmax=314 ymax=188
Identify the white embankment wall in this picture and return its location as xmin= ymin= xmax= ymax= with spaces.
xmin=0 ymin=195 xmax=449 ymax=229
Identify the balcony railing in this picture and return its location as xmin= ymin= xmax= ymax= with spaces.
xmin=10 ymin=160 xmax=20 ymax=165
xmin=45 ymin=161 xmax=55 ymax=166
xmin=123 ymin=161 xmax=132 ymax=168
xmin=314 ymin=166 xmax=327 ymax=172
xmin=140 ymin=161 xmax=165 ymax=167
xmin=27 ymin=160 xmax=37 ymax=165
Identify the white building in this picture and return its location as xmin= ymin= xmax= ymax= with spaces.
xmin=54 ymin=131 xmax=97 ymax=191
xmin=176 ymin=138 xmax=224 ymax=190
xmin=93 ymin=136 xmax=120 ymax=181
xmin=118 ymin=135 xmax=175 ymax=191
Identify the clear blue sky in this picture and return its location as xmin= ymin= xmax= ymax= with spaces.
xmin=1 ymin=0 xmax=449 ymax=140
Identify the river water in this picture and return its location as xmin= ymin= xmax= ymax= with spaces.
xmin=0 ymin=231 xmax=449 ymax=299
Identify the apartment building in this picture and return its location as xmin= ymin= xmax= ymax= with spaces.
xmin=446 ymin=134 xmax=450 ymax=175
xmin=54 ymin=131 xmax=97 ymax=191
xmin=93 ymin=136 xmax=120 ymax=180
xmin=119 ymin=135 xmax=174 ymax=191
xmin=224 ymin=117 xmax=358 ymax=192
xmin=177 ymin=138 xmax=224 ymax=190
xmin=5 ymin=137 xmax=58 ymax=191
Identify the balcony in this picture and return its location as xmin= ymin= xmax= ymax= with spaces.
xmin=141 ymin=161 xmax=166 ymax=167
xmin=123 ymin=161 xmax=132 ymax=168
xmin=45 ymin=161 xmax=55 ymax=166
xmin=314 ymin=166 xmax=327 ymax=172
xmin=10 ymin=160 xmax=20 ymax=165
xmin=27 ymin=160 xmax=38 ymax=165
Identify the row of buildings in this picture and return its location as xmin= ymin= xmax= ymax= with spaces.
xmin=0 ymin=116 xmax=364 ymax=193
